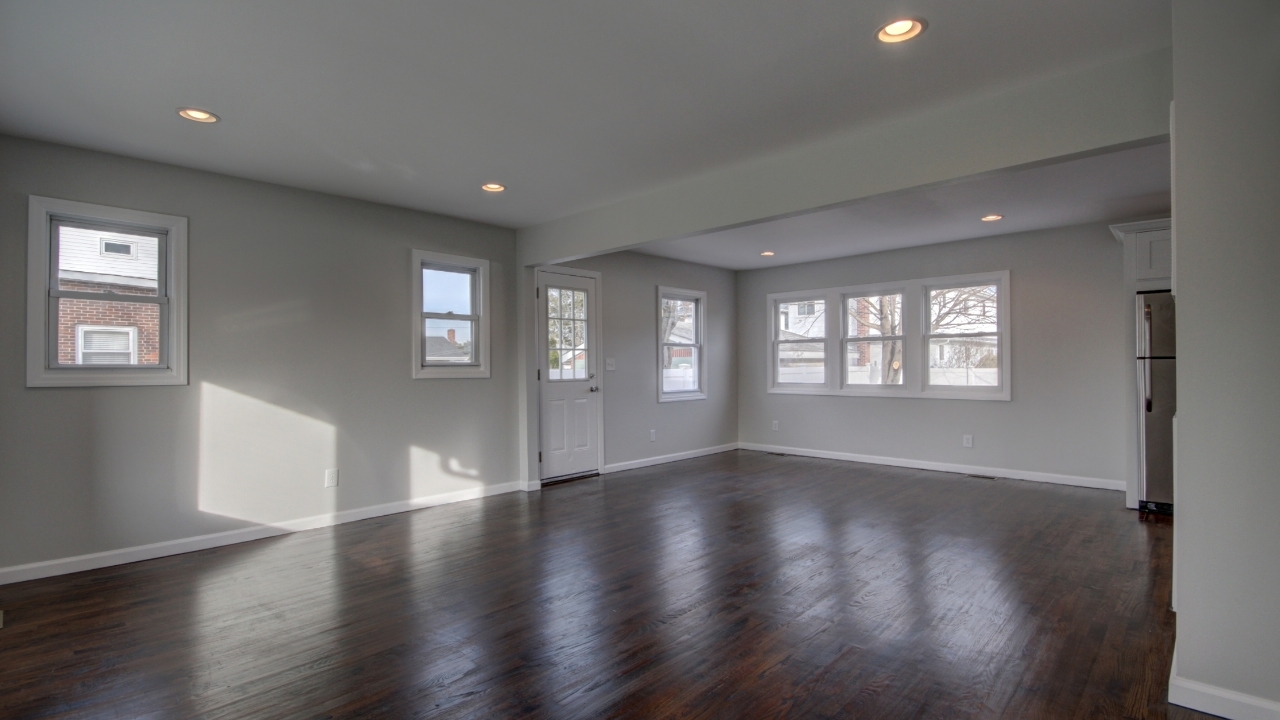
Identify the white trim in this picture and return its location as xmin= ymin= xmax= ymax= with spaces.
xmin=411 ymin=249 xmax=491 ymax=379
xmin=766 ymin=271 xmax=1011 ymax=401
xmin=657 ymin=285 xmax=708 ymax=402
xmin=1168 ymin=651 xmax=1280 ymax=720
xmin=602 ymin=443 xmax=740 ymax=474
xmin=738 ymin=442 xmax=1124 ymax=492
xmin=27 ymin=196 xmax=188 ymax=387
xmin=0 ymin=481 xmax=521 ymax=586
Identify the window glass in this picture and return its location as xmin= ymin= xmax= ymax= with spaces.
xmin=778 ymin=299 xmax=825 ymax=339
xmin=57 ymin=296 xmax=160 ymax=366
xmin=661 ymin=346 xmax=699 ymax=393
xmin=847 ymin=294 xmax=901 ymax=337
xmin=547 ymin=287 xmax=588 ymax=380
xmin=847 ymin=339 xmax=903 ymax=385
xmin=56 ymin=224 xmax=160 ymax=297
xmin=78 ymin=327 xmax=136 ymax=365
xmin=929 ymin=285 xmax=997 ymax=334
xmin=422 ymin=267 xmax=473 ymax=315
xmin=929 ymin=337 xmax=999 ymax=386
xmin=778 ymin=341 xmax=825 ymax=384
xmin=660 ymin=298 xmax=697 ymax=344
xmin=423 ymin=318 xmax=473 ymax=364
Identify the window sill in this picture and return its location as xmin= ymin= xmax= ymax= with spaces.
xmin=768 ymin=385 xmax=1010 ymax=401
xmin=414 ymin=365 xmax=490 ymax=379
xmin=659 ymin=391 xmax=707 ymax=403
xmin=27 ymin=366 xmax=186 ymax=388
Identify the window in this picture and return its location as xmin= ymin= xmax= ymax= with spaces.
xmin=548 ymin=286 xmax=589 ymax=380
xmin=775 ymin=298 xmax=826 ymax=385
xmin=767 ymin=271 xmax=1009 ymax=400
xmin=411 ymin=249 xmax=490 ymax=378
xmin=846 ymin=293 xmax=903 ymax=385
xmin=77 ymin=326 xmax=138 ymax=365
xmin=27 ymin=196 xmax=188 ymax=387
xmin=658 ymin=287 xmax=707 ymax=401
xmin=927 ymin=284 xmax=1000 ymax=387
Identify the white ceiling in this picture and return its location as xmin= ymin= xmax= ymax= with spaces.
xmin=0 ymin=2 xmax=1170 ymax=229
xmin=635 ymin=142 xmax=1171 ymax=270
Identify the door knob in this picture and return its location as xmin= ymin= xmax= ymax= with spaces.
xmin=589 ymin=386 xmax=599 ymax=392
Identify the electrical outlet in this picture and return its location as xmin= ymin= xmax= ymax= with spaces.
xmin=962 ymin=434 xmax=973 ymax=448
xmin=649 ymin=429 xmax=656 ymax=442
xmin=324 ymin=468 xmax=339 ymax=487
xmin=772 ymin=420 xmax=779 ymax=431
xmin=605 ymin=358 xmax=616 ymax=371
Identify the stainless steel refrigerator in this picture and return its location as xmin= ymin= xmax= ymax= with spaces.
xmin=1137 ymin=291 xmax=1176 ymax=514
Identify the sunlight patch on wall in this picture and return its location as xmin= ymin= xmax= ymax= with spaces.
xmin=198 ymin=382 xmax=337 ymax=527
xmin=409 ymin=446 xmax=483 ymax=500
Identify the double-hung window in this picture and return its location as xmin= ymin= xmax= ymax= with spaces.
xmin=412 ymin=249 xmax=490 ymax=378
xmin=768 ymin=271 xmax=1009 ymax=400
xmin=26 ymin=196 xmax=188 ymax=387
xmin=658 ymin=287 xmax=707 ymax=401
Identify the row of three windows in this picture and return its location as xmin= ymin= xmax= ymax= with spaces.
xmin=770 ymin=272 xmax=1009 ymax=400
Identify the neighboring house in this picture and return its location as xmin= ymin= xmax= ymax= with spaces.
xmin=424 ymin=330 xmax=471 ymax=364
xmin=56 ymin=225 xmax=161 ymax=365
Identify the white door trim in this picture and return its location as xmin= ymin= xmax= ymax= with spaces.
xmin=535 ymin=265 xmax=605 ymax=481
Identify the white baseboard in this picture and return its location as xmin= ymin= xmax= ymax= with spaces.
xmin=1169 ymin=651 xmax=1280 ymax=720
xmin=602 ymin=443 xmax=740 ymax=474
xmin=738 ymin=442 xmax=1125 ymax=492
xmin=0 ymin=481 xmax=522 ymax=586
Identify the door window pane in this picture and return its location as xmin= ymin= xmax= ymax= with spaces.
xmin=930 ymin=285 xmax=998 ymax=334
xmin=56 ymin=224 xmax=160 ymax=296
xmin=847 ymin=294 xmax=901 ymax=337
xmin=778 ymin=342 xmax=825 ymax=384
xmin=847 ymin=339 xmax=904 ymax=385
xmin=547 ymin=287 xmax=589 ymax=380
xmin=662 ymin=346 xmax=699 ymax=393
xmin=57 ymin=298 xmax=159 ymax=366
xmin=422 ymin=268 xmax=473 ymax=315
xmin=778 ymin=300 xmax=825 ymax=339
xmin=928 ymin=337 xmax=999 ymax=386
xmin=424 ymin=318 xmax=474 ymax=364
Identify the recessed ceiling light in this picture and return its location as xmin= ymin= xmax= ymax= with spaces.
xmin=760 ymin=251 xmax=775 ymax=256
xmin=877 ymin=18 xmax=926 ymax=43
xmin=482 ymin=183 xmax=505 ymax=192
xmin=981 ymin=214 xmax=1004 ymax=222
xmin=177 ymin=108 xmax=219 ymax=123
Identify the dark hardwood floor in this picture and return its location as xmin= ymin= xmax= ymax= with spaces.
xmin=1 ymin=451 xmax=1214 ymax=719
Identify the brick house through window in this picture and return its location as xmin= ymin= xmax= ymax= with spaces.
xmin=55 ymin=225 xmax=162 ymax=365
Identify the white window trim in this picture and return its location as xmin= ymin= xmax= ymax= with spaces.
xmin=26 ymin=196 xmax=188 ymax=388
xmin=76 ymin=325 xmax=138 ymax=365
xmin=411 ymin=249 xmax=490 ymax=379
xmin=766 ymin=271 xmax=1010 ymax=401
xmin=657 ymin=286 xmax=707 ymax=403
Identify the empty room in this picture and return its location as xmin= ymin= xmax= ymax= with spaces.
xmin=1 ymin=2 xmax=1277 ymax=718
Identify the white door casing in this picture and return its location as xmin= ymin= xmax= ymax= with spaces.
xmin=537 ymin=268 xmax=603 ymax=480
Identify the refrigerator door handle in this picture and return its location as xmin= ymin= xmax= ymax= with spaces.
xmin=1144 ymin=303 xmax=1153 ymax=358
xmin=1144 ymin=358 xmax=1152 ymax=412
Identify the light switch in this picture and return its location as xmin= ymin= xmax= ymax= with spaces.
xmin=605 ymin=358 xmax=616 ymax=371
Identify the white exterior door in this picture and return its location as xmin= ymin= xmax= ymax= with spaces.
xmin=538 ymin=270 xmax=601 ymax=480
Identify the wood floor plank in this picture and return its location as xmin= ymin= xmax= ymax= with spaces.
xmin=0 ymin=451 xmax=1212 ymax=719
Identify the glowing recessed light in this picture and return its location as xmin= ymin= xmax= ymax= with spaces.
xmin=760 ymin=251 xmax=775 ymax=256
xmin=481 ymin=183 xmax=505 ymax=192
xmin=177 ymin=108 xmax=219 ymax=123
xmin=981 ymin=214 xmax=1004 ymax=222
xmin=877 ymin=18 xmax=926 ymax=43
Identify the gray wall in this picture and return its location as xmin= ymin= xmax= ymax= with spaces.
xmin=561 ymin=251 xmax=737 ymax=468
xmin=1171 ymin=0 xmax=1280 ymax=705
xmin=737 ymin=223 xmax=1135 ymax=485
xmin=0 ymin=135 xmax=518 ymax=569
